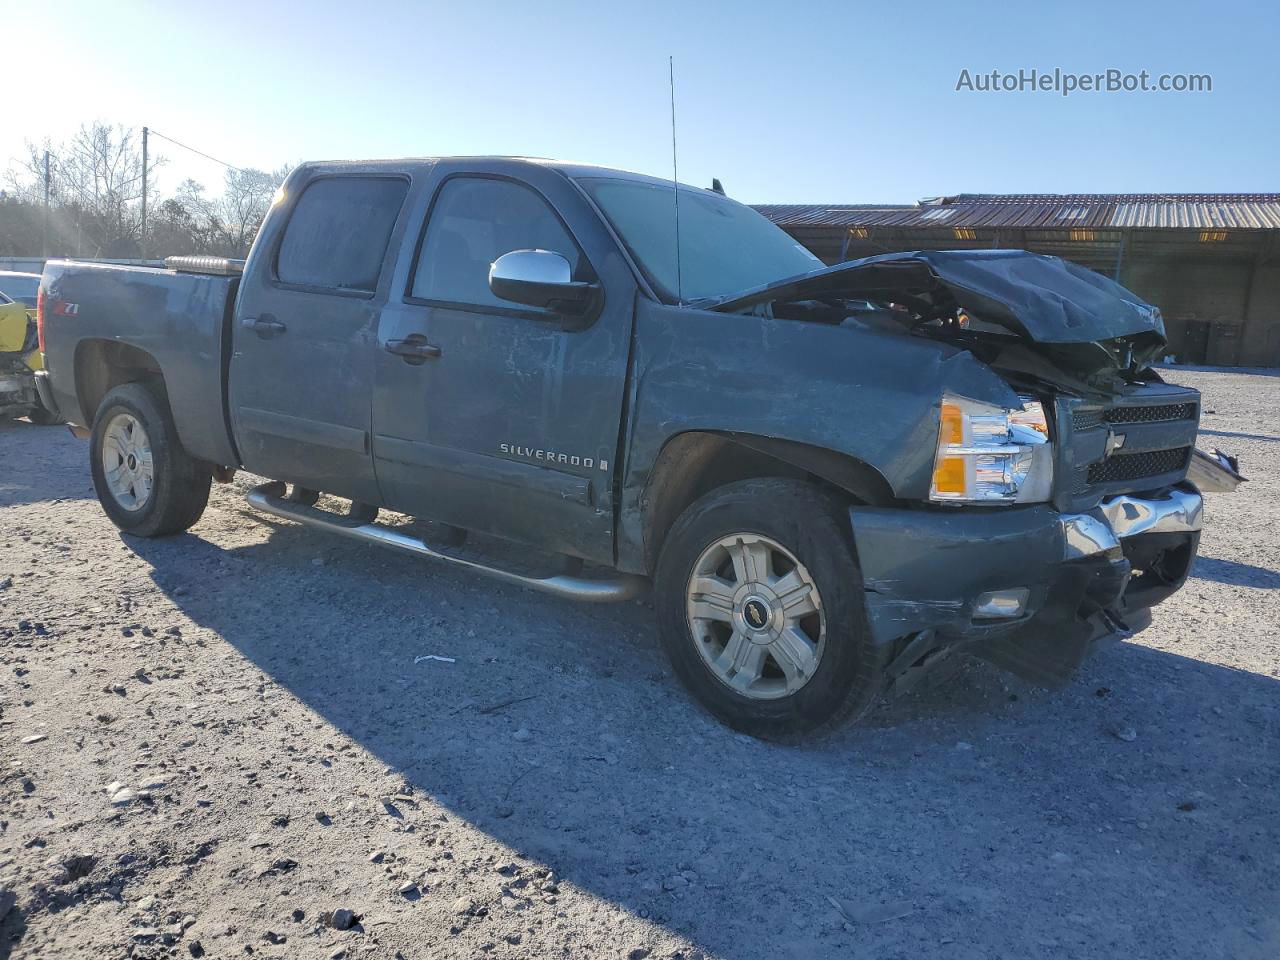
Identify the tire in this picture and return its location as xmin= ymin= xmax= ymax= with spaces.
xmin=89 ymin=382 xmax=212 ymax=537
xmin=655 ymin=478 xmax=884 ymax=741
xmin=27 ymin=403 xmax=62 ymax=426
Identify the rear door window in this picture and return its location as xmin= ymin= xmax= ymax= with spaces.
xmin=277 ymin=177 xmax=408 ymax=293
xmin=410 ymin=177 xmax=582 ymax=308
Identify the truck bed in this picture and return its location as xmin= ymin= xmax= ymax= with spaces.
xmin=40 ymin=259 xmax=242 ymax=467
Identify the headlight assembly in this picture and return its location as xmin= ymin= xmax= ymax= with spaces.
xmin=930 ymin=394 xmax=1053 ymax=504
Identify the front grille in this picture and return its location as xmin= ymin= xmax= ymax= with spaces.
xmin=1072 ymin=408 xmax=1105 ymax=432
xmin=1104 ymin=402 xmax=1197 ymax=425
xmin=1087 ymin=446 xmax=1191 ymax=485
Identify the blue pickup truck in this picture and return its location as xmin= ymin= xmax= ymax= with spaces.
xmin=36 ymin=157 xmax=1206 ymax=739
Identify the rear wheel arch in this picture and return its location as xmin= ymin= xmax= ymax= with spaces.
xmin=640 ymin=431 xmax=894 ymax=574
xmin=74 ymin=339 xmax=166 ymax=427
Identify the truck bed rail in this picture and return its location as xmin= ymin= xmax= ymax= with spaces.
xmin=164 ymin=256 xmax=245 ymax=277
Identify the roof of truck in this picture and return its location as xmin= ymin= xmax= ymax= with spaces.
xmin=297 ymin=157 xmax=687 ymax=190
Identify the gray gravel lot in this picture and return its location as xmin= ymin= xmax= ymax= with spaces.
xmin=1 ymin=366 xmax=1277 ymax=959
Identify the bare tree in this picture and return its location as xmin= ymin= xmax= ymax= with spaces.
xmin=146 ymin=183 xmax=217 ymax=256
xmin=4 ymin=123 xmax=163 ymax=257
xmin=3 ymin=123 xmax=288 ymax=259
xmin=217 ymin=166 xmax=288 ymax=255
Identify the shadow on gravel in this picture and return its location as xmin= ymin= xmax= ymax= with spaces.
xmin=1197 ymin=427 xmax=1280 ymax=443
xmin=0 ymin=892 xmax=26 ymax=960
xmin=1191 ymin=555 xmax=1280 ymax=589
xmin=0 ymin=418 xmax=95 ymax=506
xmin=1159 ymin=364 xmax=1280 ymax=379
xmin=122 ymin=523 xmax=1280 ymax=960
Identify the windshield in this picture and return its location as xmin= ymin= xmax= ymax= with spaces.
xmin=0 ymin=275 xmax=39 ymax=308
xmin=577 ymin=177 xmax=822 ymax=303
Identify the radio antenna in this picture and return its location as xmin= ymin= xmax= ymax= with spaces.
xmin=668 ymin=55 xmax=683 ymax=304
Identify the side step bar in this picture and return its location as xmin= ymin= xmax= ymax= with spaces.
xmin=245 ymin=482 xmax=648 ymax=604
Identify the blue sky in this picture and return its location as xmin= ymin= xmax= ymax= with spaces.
xmin=5 ymin=0 xmax=1276 ymax=203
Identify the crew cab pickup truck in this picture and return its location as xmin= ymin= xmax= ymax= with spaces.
xmin=36 ymin=157 xmax=1206 ymax=739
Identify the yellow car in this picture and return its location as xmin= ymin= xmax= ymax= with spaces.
xmin=1 ymin=288 xmax=57 ymax=423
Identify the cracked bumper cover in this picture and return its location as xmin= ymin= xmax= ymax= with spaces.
xmin=849 ymin=485 xmax=1203 ymax=687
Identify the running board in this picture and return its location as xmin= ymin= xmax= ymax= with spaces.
xmin=245 ymin=482 xmax=648 ymax=604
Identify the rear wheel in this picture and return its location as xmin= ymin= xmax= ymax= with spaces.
xmin=89 ymin=383 xmax=212 ymax=536
xmin=655 ymin=478 xmax=884 ymax=740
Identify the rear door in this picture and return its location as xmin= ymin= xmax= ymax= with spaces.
xmin=372 ymin=162 xmax=637 ymax=564
xmin=229 ymin=173 xmax=410 ymax=502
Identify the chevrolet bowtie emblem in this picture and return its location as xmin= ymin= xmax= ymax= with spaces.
xmin=1104 ymin=429 xmax=1127 ymax=458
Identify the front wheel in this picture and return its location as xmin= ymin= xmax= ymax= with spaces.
xmin=655 ymin=478 xmax=884 ymax=741
xmin=89 ymin=382 xmax=212 ymax=537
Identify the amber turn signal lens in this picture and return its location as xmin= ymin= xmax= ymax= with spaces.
xmin=939 ymin=402 xmax=964 ymax=446
xmin=932 ymin=455 xmax=967 ymax=495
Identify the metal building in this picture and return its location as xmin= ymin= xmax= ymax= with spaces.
xmin=755 ymin=194 xmax=1280 ymax=366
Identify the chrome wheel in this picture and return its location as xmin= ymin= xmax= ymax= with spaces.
xmin=685 ymin=533 xmax=826 ymax=700
xmin=101 ymin=412 xmax=153 ymax=511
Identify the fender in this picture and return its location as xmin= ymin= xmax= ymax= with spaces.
xmin=631 ymin=429 xmax=897 ymax=575
xmin=615 ymin=297 xmax=1021 ymax=571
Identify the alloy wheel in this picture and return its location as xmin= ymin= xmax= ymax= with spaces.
xmin=101 ymin=412 xmax=154 ymax=511
xmin=685 ymin=533 xmax=826 ymax=700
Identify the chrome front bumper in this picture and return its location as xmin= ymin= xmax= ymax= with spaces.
xmin=1061 ymin=485 xmax=1203 ymax=559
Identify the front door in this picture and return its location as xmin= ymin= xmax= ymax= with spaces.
xmin=229 ymin=174 xmax=409 ymax=502
xmin=372 ymin=165 xmax=635 ymax=564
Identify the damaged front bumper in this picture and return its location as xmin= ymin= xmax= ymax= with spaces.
xmin=0 ymin=371 xmax=39 ymax=417
xmin=850 ymin=484 xmax=1203 ymax=689
xmin=1061 ymin=486 xmax=1202 ymax=558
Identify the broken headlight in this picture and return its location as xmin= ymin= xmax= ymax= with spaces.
xmin=929 ymin=394 xmax=1053 ymax=504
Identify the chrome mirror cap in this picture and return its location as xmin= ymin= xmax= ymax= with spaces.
xmin=489 ymin=248 xmax=587 ymax=309
xmin=490 ymin=249 xmax=572 ymax=288
xmin=488 ymin=249 xmax=601 ymax=321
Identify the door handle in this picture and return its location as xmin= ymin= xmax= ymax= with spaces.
xmin=242 ymin=315 xmax=287 ymax=339
xmin=384 ymin=336 xmax=442 ymax=364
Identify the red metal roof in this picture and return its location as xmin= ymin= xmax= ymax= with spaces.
xmin=755 ymin=194 xmax=1280 ymax=231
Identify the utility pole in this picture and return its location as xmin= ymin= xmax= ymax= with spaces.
xmin=141 ymin=126 xmax=149 ymax=256
xmin=42 ymin=150 xmax=51 ymax=259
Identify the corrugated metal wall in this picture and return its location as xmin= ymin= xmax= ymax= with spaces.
xmin=1122 ymin=262 xmax=1252 ymax=364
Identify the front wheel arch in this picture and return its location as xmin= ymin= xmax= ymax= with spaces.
xmin=639 ymin=431 xmax=895 ymax=575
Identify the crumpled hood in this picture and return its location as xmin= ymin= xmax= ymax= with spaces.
xmin=710 ymin=249 xmax=1166 ymax=347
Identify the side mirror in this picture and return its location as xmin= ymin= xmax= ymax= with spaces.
xmin=489 ymin=250 xmax=598 ymax=316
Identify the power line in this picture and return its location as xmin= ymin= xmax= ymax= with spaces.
xmin=146 ymin=129 xmax=242 ymax=172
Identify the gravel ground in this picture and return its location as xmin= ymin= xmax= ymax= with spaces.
xmin=1 ymin=366 xmax=1277 ymax=960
